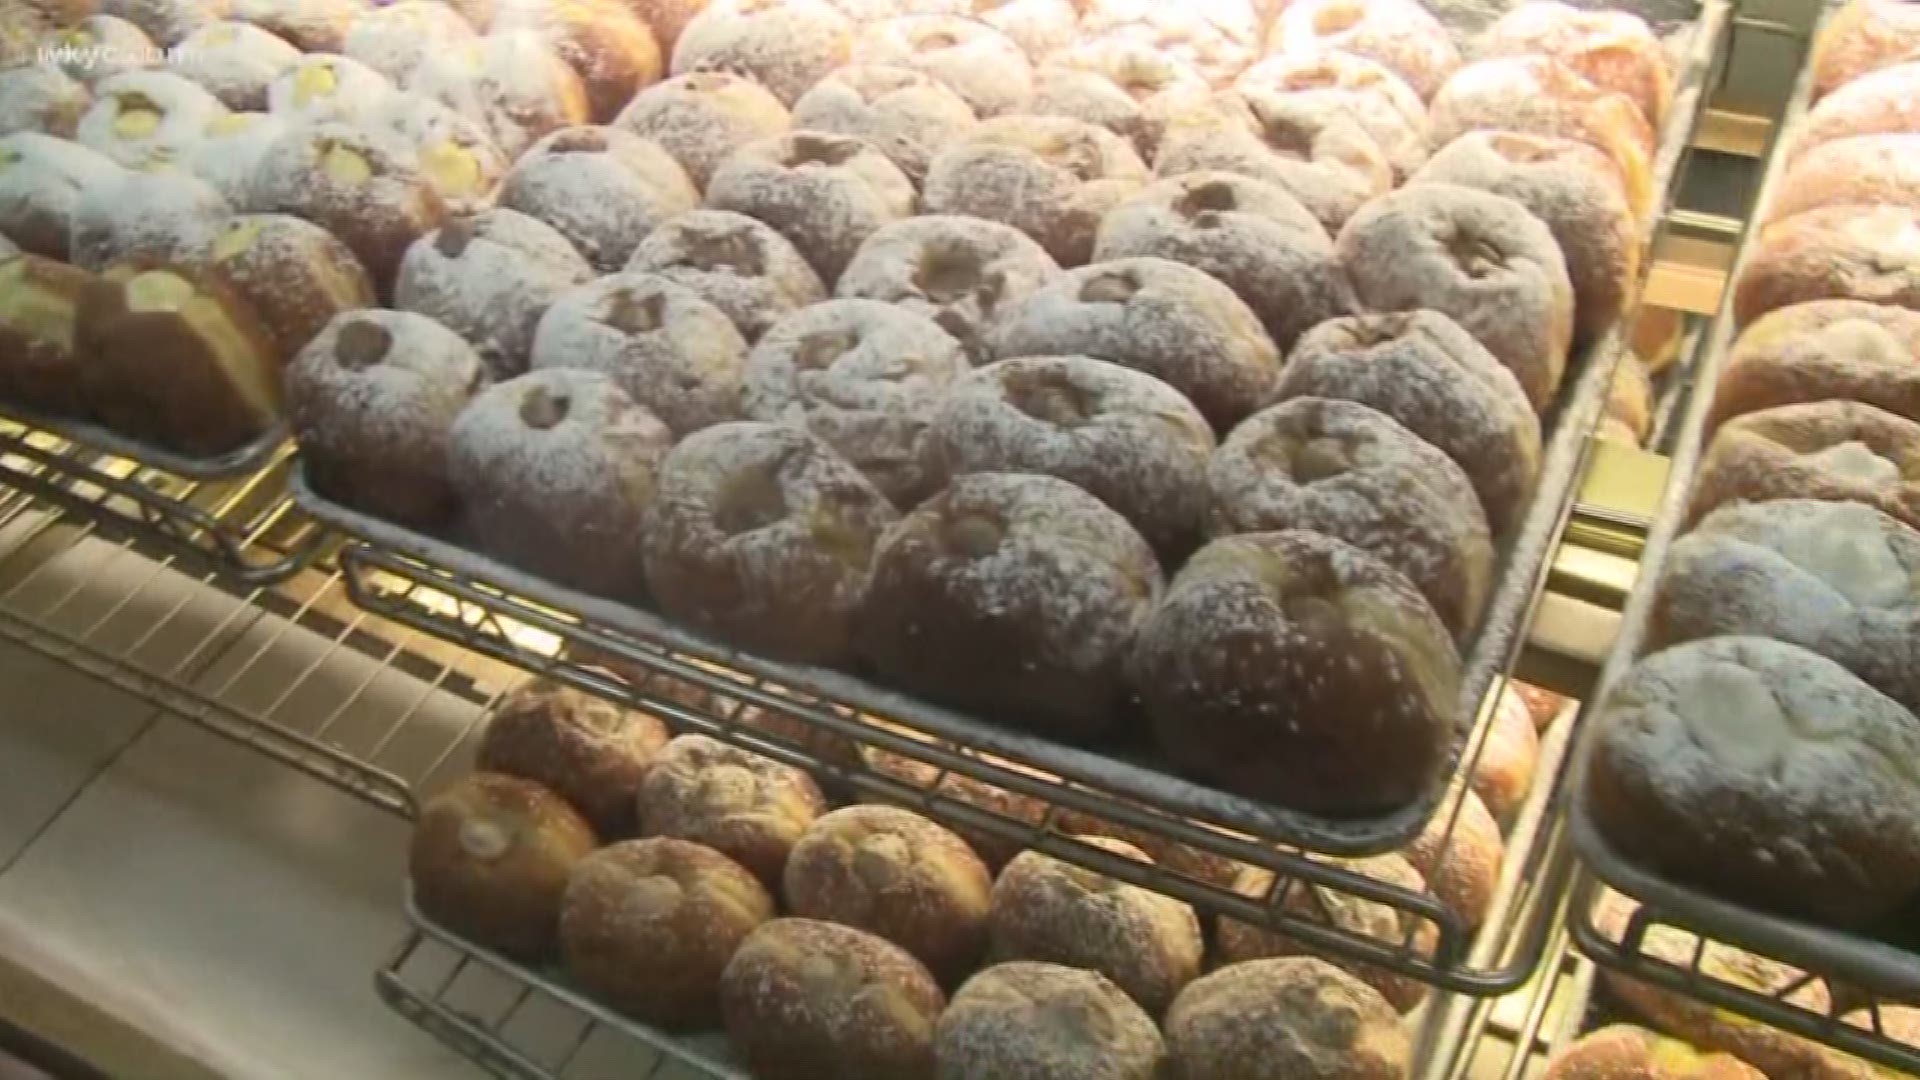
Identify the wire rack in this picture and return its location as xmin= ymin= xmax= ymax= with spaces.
xmin=1421 ymin=893 xmax=1596 ymax=1080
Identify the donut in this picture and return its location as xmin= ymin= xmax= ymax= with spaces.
xmin=253 ymin=120 xmax=449 ymax=298
xmin=343 ymin=1 xmax=481 ymax=85
xmin=1733 ymin=205 xmax=1920 ymax=326
xmin=0 ymin=132 xmax=123 ymax=263
xmin=783 ymin=805 xmax=993 ymax=982
xmin=286 ymin=309 xmax=488 ymax=530
xmin=367 ymin=94 xmax=511 ymax=218
xmin=168 ymin=21 xmax=299 ymax=111
xmin=1164 ymin=958 xmax=1410 ymax=1080
xmin=498 ymin=126 xmax=696 ymax=273
xmin=183 ymin=112 xmax=288 ymax=210
xmin=395 ymin=209 xmax=594 ymax=379
xmin=1813 ymin=0 xmax=1920 ymax=100
xmin=1404 ymin=783 xmax=1504 ymax=929
xmin=706 ymin=131 xmax=915 ymax=286
xmin=1413 ymin=130 xmax=1638 ymax=343
xmin=1481 ymin=1 xmax=1673 ymax=126
xmin=560 ymin=837 xmax=774 ymax=1028
xmin=1275 ymin=310 xmax=1543 ymax=535
xmin=740 ymin=298 xmax=968 ymax=504
xmin=1234 ymin=50 xmax=1431 ymax=181
xmin=936 ymin=962 xmax=1166 ymax=1080
xmin=1772 ymin=133 xmax=1920 ymax=232
xmin=850 ymin=15 xmax=1033 ymax=118
xmin=1092 ymin=170 xmax=1347 ymax=353
xmin=626 ymin=0 xmax=710 ymax=53
xmin=184 ymin=213 xmax=375 ymax=365
xmin=984 ymin=256 xmax=1281 ymax=432
xmin=1543 ymin=1025 xmax=1767 ymax=1080
xmin=1266 ymin=0 xmax=1460 ymax=100
xmin=1133 ymin=530 xmax=1462 ymax=815
xmin=475 ymin=681 xmax=668 ymax=837
xmin=791 ymin=64 xmax=977 ymax=184
xmin=1218 ymin=853 xmax=1438 ymax=1012
xmin=854 ymin=472 xmax=1164 ymax=741
xmin=971 ymin=0 xmax=1079 ymax=59
xmin=448 ymin=368 xmax=674 ymax=598
xmin=1031 ymin=42 xmax=1212 ymax=161
xmin=637 ymin=733 xmax=828 ymax=887
xmin=835 ymin=214 xmax=1059 ymax=361
xmin=988 ymin=839 xmax=1204 ymax=1015
xmin=405 ymin=31 xmax=591 ymax=159
xmin=670 ymin=0 xmax=853 ymax=107
xmin=408 ymin=772 xmax=598 ymax=958
xmin=1337 ymin=182 xmax=1576 ymax=411
xmin=226 ymin=0 xmax=360 ymax=52
xmin=923 ymin=114 xmax=1149 ymax=267
xmin=1208 ymin=396 xmax=1494 ymax=634
xmin=1430 ymin=56 xmax=1655 ymax=219
xmin=1587 ymin=635 xmax=1920 ymax=926
xmin=41 ymin=17 xmax=156 ymax=89
xmin=614 ymin=71 xmax=791 ymax=191
xmin=1709 ymin=301 xmax=1920 ymax=430
xmin=1078 ymin=0 xmax=1262 ymax=87
xmin=76 ymin=71 xmax=225 ymax=170
xmin=862 ymin=747 xmax=1049 ymax=870
xmin=624 ymin=208 xmax=826 ymax=341
xmin=70 ymin=168 xmax=230 ymax=273
xmin=0 ymin=254 xmax=94 ymax=417
xmin=96 ymin=0 xmax=227 ymax=48
xmin=926 ymin=355 xmax=1216 ymax=559
xmin=721 ymin=918 xmax=945 ymax=1080
xmin=1652 ymin=499 xmax=1920 ymax=718
xmin=493 ymin=0 xmax=663 ymax=124
xmin=1606 ymin=355 xmax=1654 ymax=444
xmin=1686 ymin=400 xmax=1920 ymax=531
xmin=266 ymin=54 xmax=395 ymax=127
xmin=1792 ymin=61 xmax=1920 ymax=161
xmin=1472 ymin=682 xmax=1540 ymax=824
xmin=0 ymin=65 xmax=90 ymax=142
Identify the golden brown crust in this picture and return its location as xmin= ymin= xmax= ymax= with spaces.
xmin=1687 ymin=400 xmax=1920 ymax=531
xmin=477 ymin=680 xmax=671 ymax=838
xmin=1793 ymin=61 xmax=1920 ymax=160
xmin=1813 ymin=0 xmax=1920 ymax=101
xmin=1543 ymin=1024 xmax=1768 ymax=1080
xmin=1709 ymin=301 xmax=1920 ymax=431
xmin=935 ymin=962 xmax=1166 ymax=1080
xmin=863 ymin=747 xmax=1049 ymax=870
xmin=1404 ymin=783 xmax=1503 ymax=929
xmin=1733 ymin=204 xmax=1920 ymax=327
xmin=185 ymin=213 xmax=375 ymax=365
xmin=1480 ymin=1 xmax=1673 ymax=126
xmin=0 ymin=253 xmax=93 ymax=416
xmin=1768 ymin=134 xmax=1920 ymax=225
xmin=497 ymin=0 xmax=663 ymax=124
xmin=1471 ymin=683 xmax=1540 ymax=824
xmin=637 ymin=734 xmax=827 ymax=888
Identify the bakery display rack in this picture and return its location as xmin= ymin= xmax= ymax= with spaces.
xmin=1562 ymin=2 xmax=1920 ymax=1071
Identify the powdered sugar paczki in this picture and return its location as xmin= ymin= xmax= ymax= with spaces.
xmin=168 ymin=21 xmax=300 ymax=111
xmin=0 ymin=131 xmax=125 ymax=261
xmin=705 ymin=131 xmax=915 ymax=286
xmin=71 ymin=166 xmax=232 ymax=270
xmin=404 ymin=31 xmax=589 ymax=159
xmin=624 ymin=208 xmax=825 ymax=341
xmin=76 ymin=70 xmax=228 ymax=171
xmin=185 ymin=111 xmax=290 ymax=209
xmin=613 ymin=71 xmax=791 ymax=191
xmin=497 ymin=125 xmax=698 ymax=272
xmin=834 ymin=213 xmax=1059 ymax=362
xmin=670 ymin=0 xmax=854 ymax=107
xmin=790 ymin=64 xmax=977 ymax=185
xmin=343 ymin=0 xmax=480 ymax=84
xmin=266 ymin=53 xmax=396 ymax=126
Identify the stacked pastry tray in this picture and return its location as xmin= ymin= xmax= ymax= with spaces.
xmin=1562 ymin=1 xmax=1920 ymax=1071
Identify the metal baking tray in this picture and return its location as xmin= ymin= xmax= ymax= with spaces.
xmin=0 ymin=400 xmax=289 ymax=482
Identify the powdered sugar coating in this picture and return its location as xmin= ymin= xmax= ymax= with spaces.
xmin=615 ymin=71 xmax=792 ymax=191
xmin=368 ymin=93 xmax=509 ymax=217
xmin=1033 ymin=41 xmax=1211 ymax=160
xmin=855 ymin=472 xmax=1163 ymax=740
xmin=395 ymin=207 xmax=593 ymax=379
xmin=1481 ymin=1 xmax=1673 ymax=126
xmin=1792 ymin=61 xmax=1920 ymax=162
xmin=1337 ymin=182 xmax=1575 ymax=411
xmin=70 ymin=167 xmax=230 ymax=270
xmin=478 ymin=680 xmax=671 ymax=837
xmin=720 ymin=917 xmax=945 ymax=1080
xmin=0 ymin=132 xmax=124 ymax=261
xmin=1587 ymin=635 xmax=1920 ymax=926
xmin=405 ymin=31 xmax=590 ymax=159
xmin=923 ymin=114 xmax=1148 ymax=267
xmin=851 ymin=15 xmax=1034 ymax=118
xmin=972 ymin=0 xmax=1077 ymax=58
xmin=185 ymin=212 xmax=376 ymax=361
xmin=266 ymin=53 xmax=395 ymax=126
xmin=76 ymin=70 xmax=225 ymax=170
xmin=0 ymin=254 xmax=88 ymax=415
xmin=1812 ymin=0 xmax=1920 ymax=98
xmin=1710 ymin=302 xmax=1920 ymax=430
xmin=937 ymin=962 xmax=1164 ymax=1080
xmin=1078 ymin=0 xmax=1261 ymax=87
xmin=639 ymin=734 xmax=829 ymax=886
xmin=97 ymin=0 xmax=227 ymax=48
xmin=344 ymin=1 xmax=479 ymax=84
xmin=1768 ymin=133 xmax=1920 ymax=226
xmin=1733 ymin=204 xmax=1920 ymax=327
xmin=0 ymin=65 xmax=90 ymax=141
xmin=671 ymin=0 xmax=854 ymax=107
xmin=742 ymin=297 xmax=968 ymax=504
xmin=253 ymin=120 xmax=448 ymax=294
xmin=1277 ymin=310 xmax=1542 ymax=534
xmin=927 ymin=355 xmax=1215 ymax=558
xmin=1405 ymin=782 xmax=1503 ymax=927
xmin=184 ymin=112 xmax=287 ymax=210
xmin=286 ymin=307 xmax=488 ymax=529
xmin=500 ymin=125 xmax=697 ymax=272
xmin=227 ymin=0 xmax=361 ymax=52
xmin=1164 ymin=958 xmax=1409 ymax=1080
xmin=1093 ymin=170 xmax=1345 ymax=352
xmin=42 ymin=17 xmax=157 ymax=88
xmin=531 ymin=271 xmax=747 ymax=436
xmin=493 ymin=0 xmax=664 ymax=123
xmin=988 ymin=838 xmax=1203 ymax=1015
xmin=836 ymin=213 xmax=1060 ymax=361
xmin=1236 ymin=52 xmax=1430 ymax=182
xmin=168 ymin=21 xmax=299 ymax=111
xmin=1686 ymin=400 xmax=1920 ymax=531
xmin=863 ymin=747 xmax=1049 ymax=870
xmin=792 ymin=64 xmax=977 ymax=184
xmin=705 ymin=130 xmax=916 ymax=285
xmin=985 ymin=256 xmax=1280 ymax=433
xmin=625 ymin=207 xmax=826 ymax=340
xmin=1267 ymin=0 xmax=1459 ymax=101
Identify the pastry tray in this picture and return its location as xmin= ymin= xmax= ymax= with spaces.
xmin=0 ymin=400 xmax=289 ymax=482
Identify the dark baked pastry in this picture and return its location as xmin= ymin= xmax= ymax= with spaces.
xmin=614 ymin=71 xmax=792 ymax=190
xmin=477 ymin=680 xmax=671 ymax=837
xmin=1032 ymin=41 xmax=1210 ymax=161
xmin=0 ymin=64 xmax=91 ymax=141
xmin=936 ymin=962 xmax=1166 ymax=1080
xmin=706 ymin=131 xmax=916 ymax=285
xmin=0 ymin=132 xmax=123 ymax=263
xmin=1164 ymin=958 xmax=1410 ymax=1080
xmin=1709 ymin=301 xmax=1920 ymax=430
xmin=1686 ymin=400 xmax=1920 ymax=532
xmin=77 ymin=70 xmax=226 ymax=171
xmin=186 ymin=213 xmax=376 ymax=365
xmin=1264 ymin=0 xmax=1460 ymax=101
xmin=792 ymin=64 xmax=977 ymax=184
xmin=71 ymin=169 xmax=232 ymax=273
xmin=0 ymin=254 xmax=93 ymax=416
xmin=638 ymin=734 xmax=828 ymax=888
xmin=1587 ymin=635 xmax=1920 ymax=926
xmin=1133 ymin=530 xmax=1462 ymax=815
xmin=1235 ymin=49 xmax=1431 ymax=182
xmin=835 ymin=213 xmax=1059 ymax=361
xmin=1481 ymin=1 xmax=1673 ymax=125
xmin=985 ymin=256 xmax=1281 ymax=433
xmin=447 ymin=368 xmax=673 ymax=599
xmin=530 ymin=271 xmax=747 ymax=437
xmin=1733 ymin=205 xmax=1920 ymax=326
xmin=850 ymin=14 xmax=1033 ymax=118
xmin=494 ymin=0 xmax=664 ymax=124
xmin=168 ymin=21 xmax=300 ymax=112
xmin=1337 ymin=182 xmax=1576 ymax=411
xmin=287 ymin=308 xmax=489 ymax=530
xmin=856 ymin=472 xmax=1163 ymax=741
xmin=670 ymin=0 xmax=853 ymax=106
xmin=625 ymin=208 xmax=826 ymax=341
xmin=927 ymin=355 xmax=1216 ymax=559
xmin=641 ymin=421 xmax=899 ymax=665
xmin=1276 ymin=310 xmax=1542 ymax=535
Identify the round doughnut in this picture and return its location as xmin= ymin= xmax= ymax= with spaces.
xmin=0 ymin=65 xmax=90 ymax=141
xmin=0 ymin=132 xmax=123 ymax=263
xmin=266 ymin=54 xmax=394 ymax=126
xmin=1336 ymin=182 xmax=1576 ymax=411
xmin=984 ymin=256 xmax=1281 ymax=433
xmin=1792 ymin=61 xmax=1920 ymax=161
xmin=183 ymin=112 xmax=288 ymax=210
xmin=1813 ymin=0 xmax=1920 ymax=100
xmin=405 ymin=31 xmax=590 ymax=159
xmin=640 ymin=421 xmax=899 ymax=663
xmin=792 ymin=64 xmax=977 ymax=184
xmin=1092 ymin=170 xmax=1346 ymax=353
xmin=1472 ymin=682 xmax=1540 ymax=824
xmin=614 ymin=71 xmax=791 ymax=191
xmin=854 ymin=472 xmax=1164 ymax=741
xmin=1266 ymin=0 xmax=1460 ymax=100
xmin=1768 ymin=134 xmax=1920 ymax=226
xmin=41 ymin=17 xmax=156 ymax=89
xmin=835 ymin=213 xmax=1059 ymax=361
xmin=1133 ymin=530 xmax=1462 ymax=815
xmin=1709 ymin=301 xmax=1920 ymax=431
xmin=494 ymin=0 xmax=664 ymax=124
xmin=1481 ymin=1 xmax=1673 ymax=126
xmin=1164 ymin=958 xmax=1410 ymax=1080
xmin=168 ymin=21 xmax=300 ymax=112
xmin=637 ymin=733 xmax=829 ymax=887
xmin=926 ymin=355 xmax=1216 ymax=559
xmin=96 ymin=0 xmax=227 ymax=48
xmin=499 ymin=126 xmax=697 ymax=273
xmin=988 ymin=839 xmax=1204 ymax=1015
xmin=1032 ymin=42 xmax=1211 ymax=161
xmin=936 ymin=962 xmax=1166 ymax=1080
xmin=286 ymin=308 xmax=489 ymax=530
xmin=740 ymin=298 xmax=969 ymax=505
xmin=704 ymin=131 xmax=916 ymax=286
xmin=0 ymin=254 xmax=94 ymax=417
xmin=367 ymin=94 xmax=510 ymax=218
xmin=1605 ymin=355 xmax=1654 ymax=444
xmin=850 ymin=15 xmax=1033 ymax=118
xmin=625 ymin=208 xmax=826 ymax=341
xmin=343 ymin=1 xmax=480 ymax=85
xmin=448 ymin=368 xmax=673 ymax=599
xmin=70 ymin=168 xmax=230 ymax=272
xmin=1543 ymin=1025 xmax=1768 ymax=1080
xmin=408 ymin=772 xmax=599 ymax=959
xmin=559 ymin=837 xmax=775 ymax=1029
xmin=670 ymin=0 xmax=853 ymax=107
xmin=1275 ymin=310 xmax=1543 ymax=535
xmin=1685 ymin=400 xmax=1920 ymax=532
xmin=1078 ymin=0 xmax=1262 ymax=87
xmin=1733 ymin=205 xmax=1920 ymax=326
xmin=77 ymin=70 xmax=226 ymax=170
xmin=1235 ymin=50 xmax=1431 ymax=181
xmin=227 ymin=0 xmax=361 ymax=52
xmin=184 ymin=212 xmax=375 ymax=364
xmin=863 ymin=747 xmax=1048 ymax=870
xmin=476 ymin=680 xmax=672 ymax=837
xmin=1405 ymin=782 xmax=1504 ymax=929
xmin=1586 ymin=635 xmax=1920 ymax=926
